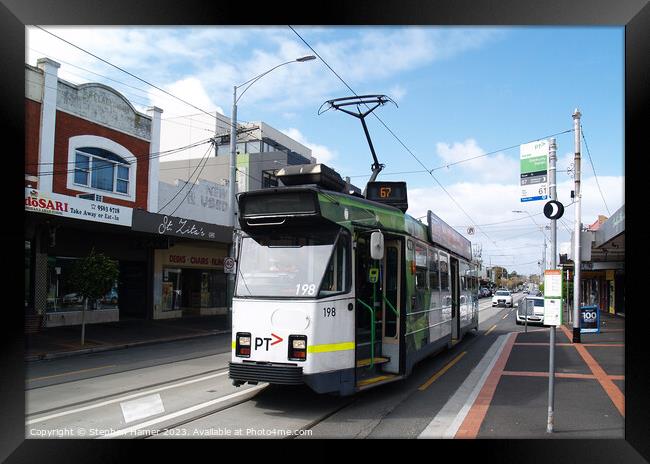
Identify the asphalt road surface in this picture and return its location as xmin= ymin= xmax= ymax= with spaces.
xmin=26 ymin=294 xmax=529 ymax=439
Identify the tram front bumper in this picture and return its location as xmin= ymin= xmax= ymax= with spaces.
xmin=229 ymin=362 xmax=303 ymax=386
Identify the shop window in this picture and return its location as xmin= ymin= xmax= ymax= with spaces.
xmin=46 ymin=256 xmax=119 ymax=312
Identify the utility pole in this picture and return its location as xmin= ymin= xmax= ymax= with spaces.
xmin=547 ymin=137 xmax=558 ymax=433
xmin=572 ymin=109 xmax=582 ymax=343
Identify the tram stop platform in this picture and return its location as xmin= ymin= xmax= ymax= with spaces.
xmin=455 ymin=310 xmax=625 ymax=439
xmin=25 ymin=315 xmax=231 ymax=361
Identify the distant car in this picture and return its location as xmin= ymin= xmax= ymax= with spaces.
xmin=479 ymin=287 xmax=491 ymax=298
xmin=517 ymin=296 xmax=545 ymax=325
xmin=523 ymin=290 xmax=529 ymax=295
xmin=492 ymin=290 xmax=513 ymax=307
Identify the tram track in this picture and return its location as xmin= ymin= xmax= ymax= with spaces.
xmin=26 ymin=367 xmax=231 ymax=423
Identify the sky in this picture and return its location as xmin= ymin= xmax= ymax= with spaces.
xmin=25 ymin=26 xmax=625 ymax=277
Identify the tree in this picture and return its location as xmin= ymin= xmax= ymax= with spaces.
xmin=68 ymin=249 xmax=119 ymax=345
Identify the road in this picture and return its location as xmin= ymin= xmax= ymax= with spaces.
xmin=26 ymin=294 xmax=527 ymax=439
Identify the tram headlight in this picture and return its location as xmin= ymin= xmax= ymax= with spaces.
xmin=288 ymin=335 xmax=307 ymax=361
xmin=236 ymin=332 xmax=251 ymax=358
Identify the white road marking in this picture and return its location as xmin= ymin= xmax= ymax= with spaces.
xmin=120 ymin=394 xmax=165 ymax=424
xmin=99 ymin=384 xmax=267 ymax=438
xmin=26 ymin=371 xmax=228 ymax=425
xmin=418 ymin=334 xmax=510 ymax=439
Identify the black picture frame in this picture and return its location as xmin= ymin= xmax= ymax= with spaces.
xmin=2 ymin=1 xmax=646 ymax=461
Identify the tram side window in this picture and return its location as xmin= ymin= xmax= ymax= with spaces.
xmin=319 ymin=234 xmax=350 ymax=297
xmin=428 ymin=248 xmax=439 ymax=291
xmin=440 ymin=259 xmax=449 ymax=291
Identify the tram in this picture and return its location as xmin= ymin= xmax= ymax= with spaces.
xmin=229 ymin=164 xmax=479 ymax=395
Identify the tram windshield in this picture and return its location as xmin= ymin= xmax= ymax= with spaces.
xmin=235 ymin=230 xmax=349 ymax=298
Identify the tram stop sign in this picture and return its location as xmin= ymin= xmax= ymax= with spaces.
xmin=543 ymin=200 xmax=564 ymax=220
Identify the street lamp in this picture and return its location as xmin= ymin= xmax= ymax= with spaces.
xmin=225 ymin=55 xmax=316 ymax=320
xmin=228 ymin=55 xmax=316 ymax=230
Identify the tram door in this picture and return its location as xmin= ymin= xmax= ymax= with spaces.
xmin=381 ymin=240 xmax=401 ymax=373
xmin=450 ymin=257 xmax=460 ymax=340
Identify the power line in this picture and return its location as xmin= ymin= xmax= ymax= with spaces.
xmin=157 ymin=142 xmax=214 ymax=214
xmin=167 ymin=143 xmax=214 ymax=218
xmin=581 ymin=124 xmax=611 ymax=215
xmin=33 ymin=26 xmax=238 ymax=132
xmin=30 ymin=139 xmax=215 ymax=177
xmin=288 ymin=25 xmax=502 ymax=251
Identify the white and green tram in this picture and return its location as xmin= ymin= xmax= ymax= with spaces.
xmin=229 ymin=165 xmax=479 ymax=395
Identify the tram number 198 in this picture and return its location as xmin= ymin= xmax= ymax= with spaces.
xmin=323 ymin=307 xmax=336 ymax=318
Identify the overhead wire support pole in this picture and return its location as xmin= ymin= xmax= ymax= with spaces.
xmin=572 ymin=109 xmax=582 ymax=343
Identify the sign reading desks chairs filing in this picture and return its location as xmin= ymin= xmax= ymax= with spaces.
xmin=131 ymin=209 xmax=233 ymax=243
xmin=520 ymin=139 xmax=549 ymax=202
xmin=25 ymin=188 xmax=132 ymax=227
xmin=579 ymin=305 xmax=600 ymax=333
xmin=543 ymin=269 xmax=563 ymax=326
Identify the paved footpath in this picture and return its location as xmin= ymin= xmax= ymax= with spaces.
xmin=458 ymin=311 xmax=624 ymax=438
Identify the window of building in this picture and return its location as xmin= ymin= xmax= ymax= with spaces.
xmin=73 ymin=147 xmax=131 ymax=195
xmin=262 ymin=170 xmax=279 ymax=189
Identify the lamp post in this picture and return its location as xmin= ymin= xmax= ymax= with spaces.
xmin=226 ymin=55 xmax=316 ymax=317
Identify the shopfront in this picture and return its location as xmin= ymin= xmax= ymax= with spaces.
xmin=154 ymin=244 xmax=229 ymax=319
xmin=130 ymin=209 xmax=233 ymax=320
xmin=25 ymin=189 xmax=151 ymax=328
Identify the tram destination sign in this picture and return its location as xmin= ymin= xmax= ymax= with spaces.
xmin=426 ymin=210 xmax=472 ymax=261
xmin=520 ymin=139 xmax=549 ymax=202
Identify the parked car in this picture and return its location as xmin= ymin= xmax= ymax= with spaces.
xmin=62 ymin=293 xmax=83 ymax=305
xmin=516 ymin=296 xmax=545 ymax=325
xmin=100 ymin=288 xmax=119 ymax=305
xmin=492 ymin=290 xmax=513 ymax=307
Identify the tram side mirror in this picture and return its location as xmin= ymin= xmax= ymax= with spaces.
xmin=370 ymin=231 xmax=384 ymax=260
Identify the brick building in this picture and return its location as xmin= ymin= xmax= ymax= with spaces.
xmin=24 ymin=58 xmax=163 ymax=328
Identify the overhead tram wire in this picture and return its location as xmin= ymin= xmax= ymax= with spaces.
xmin=581 ymin=125 xmax=611 ymax=215
xmin=157 ymin=142 xmax=214 ymax=215
xmin=288 ymin=25 xmax=502 ymax=252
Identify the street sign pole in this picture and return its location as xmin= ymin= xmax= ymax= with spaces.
xmin=547 ymin=138 xmax=558 ymax=433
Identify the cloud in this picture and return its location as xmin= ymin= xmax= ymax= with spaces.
xmin=435 ymin=139 xmax=519 ymax=182
xmin=404 ymin=173 xmax=624 ymax=275
xmin=147 ymin=77 xmax=226 ymax=161
xmin=280 ymin=128 xmax=338 ymax=166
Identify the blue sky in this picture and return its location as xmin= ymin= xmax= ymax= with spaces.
xmin=26 ymin=26 xmax=624 ymax=276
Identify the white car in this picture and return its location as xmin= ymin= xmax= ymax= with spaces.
xmin=492 ymin=290 xmax=513 ymax=307
xmin=516 ymin=296 xmax=545 ymax=325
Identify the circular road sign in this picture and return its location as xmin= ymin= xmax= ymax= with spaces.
xmin=543 ymin=200 xmax=565 ymax=220
xmin=224 ymin=257 xmax=236 ymax=274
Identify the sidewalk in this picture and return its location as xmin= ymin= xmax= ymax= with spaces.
xmin=457 ymin=310 xmax=625 ymax=438
xmin=25 ymin=315 xmax=231 ymax=361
